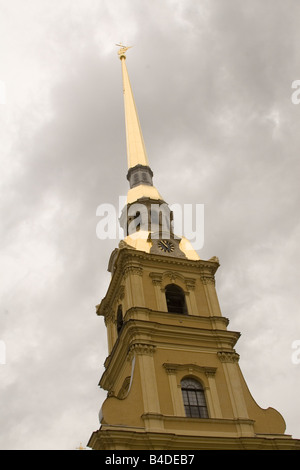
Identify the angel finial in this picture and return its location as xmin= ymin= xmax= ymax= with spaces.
xmin=115 ymin=43 xmax=133 ymax=58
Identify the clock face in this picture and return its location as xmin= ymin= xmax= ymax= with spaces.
xmin=158 ymin=240 xmax=175 ymax=253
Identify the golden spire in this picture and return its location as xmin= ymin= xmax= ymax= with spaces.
xmin=116 ymin=44 xmax=149 ymax=169
xmin=116 ymin=43 xmax=133 ymax=59
xmin=114 ymin=45 xmax=200 ymax=260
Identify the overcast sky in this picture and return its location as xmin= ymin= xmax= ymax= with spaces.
xmin=1 ymin=0 xmax=300 ymax=450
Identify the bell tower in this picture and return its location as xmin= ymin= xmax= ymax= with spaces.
xmin=87 ymin=47 xmax=300 ymax=450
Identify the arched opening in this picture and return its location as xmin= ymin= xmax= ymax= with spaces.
xmin=116 ymin=305 xmax=123 ymax=335
xmin=165 ymin=284 xmax=187 ymax=314
xmin=181 ymin=377 xmax=209 ymax=418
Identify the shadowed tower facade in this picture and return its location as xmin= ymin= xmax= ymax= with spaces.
xmin=87 ymin=46 xmax=300 ymax=450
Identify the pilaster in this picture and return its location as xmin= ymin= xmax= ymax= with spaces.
xmin=184 ymin=278 xmax=198 ymax=315
xmin=128 ymin=343 xmax=163 ymax=431
xmin=205 ymin=369 xmax=222 ymax=419
xmin=149 ymin=273 xmax=168 ymax=311
xmin=200 ymin=274 xmax=222 ymax=317
xmin=217 ymin=351 xmax=253 ymax=436
xmin=164 ymin=366 xmax=186 ymax=417
xmin=124 ymin=263 xmax=145 ymax=308
xmin=104 ymin=310 xmax=117 ymax=354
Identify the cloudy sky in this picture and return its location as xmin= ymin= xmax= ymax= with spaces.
xmin=1 ymin=0 xmax=300 ymax=450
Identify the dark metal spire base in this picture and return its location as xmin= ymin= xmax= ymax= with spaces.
xmin=127 ymin=164 xmax=154 ymax=188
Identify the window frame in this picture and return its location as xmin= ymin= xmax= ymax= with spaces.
xmin=181 ymin=377 xmax=209 ymax=419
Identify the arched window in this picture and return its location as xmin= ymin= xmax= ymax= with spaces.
xmin=116 ymin=305 xmax=123 ymax=335
xmin=181 ymin=378 xmax=209 ymax=418
xmin=165 ymin=284 xmax=187 ymax=314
